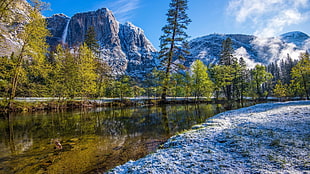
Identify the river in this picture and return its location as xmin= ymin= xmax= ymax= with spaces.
xmin=0 ymin=103 xmax=252 ymax=173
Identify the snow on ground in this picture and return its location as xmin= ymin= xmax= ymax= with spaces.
xmin=108 ymin=101 xmax=310 ymax=174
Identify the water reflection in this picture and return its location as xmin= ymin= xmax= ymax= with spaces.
xmin=0 ymin=103 xmax=242 ymax=173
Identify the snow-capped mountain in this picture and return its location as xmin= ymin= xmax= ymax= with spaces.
xmin=1 ymin=0 xmax=309 ymax=77
xmin=188 ymin=32 xmax=310 ymax=69
xmin=46 ymin=8 xmax=157 ymax=77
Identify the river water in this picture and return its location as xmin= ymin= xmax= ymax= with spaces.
xmin=0 ymin=103 xmax=251 ymax=173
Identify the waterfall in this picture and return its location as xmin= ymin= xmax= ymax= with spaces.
xmin=62 ymin=19 xmax=70 ymax=45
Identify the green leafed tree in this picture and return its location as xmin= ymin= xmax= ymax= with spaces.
xmin=291 ymin=52 xmax=310 ymax=99
xmin=190 ymin=60 xmax=213 ymax=100
xmin=273 ymin=80 xmax=287 ymax=100
xmin=158 ymin=0 xmax=191 ymax=101
xmin=77 ymin=43 xmax=98 ymax=99
xmin=250 ymin=64 xmax=273 ymax=99
xmin=7 ymin=0 xmax=50 ymax=103
xmin=51 ymin=45 xmax=79 ymax=99
xmin=210 ymin=65 xmax=234 ymax=100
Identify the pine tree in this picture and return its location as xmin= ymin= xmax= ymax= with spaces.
xmin=190 ymin=60 xmax=213 ymax=100
xmin=95 ymin=60 xmax=111 ymax=98
xmin=220 ymin=37 xmax=234 ymax=66
xmin=144 ymin=68 xmax=164 ymax=98
xmin=158 ymin=0 xmax=191 ymax=101
xmin=238 ymin=57 xmax=249 ymax=101
xmin=218 ymin=37 xmax=236 ymax=100
xmin=84 ymin=26 xmax=100 ymax=55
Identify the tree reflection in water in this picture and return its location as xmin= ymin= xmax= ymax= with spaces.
xmin=0 ymin=103 xmax=252 ymax=173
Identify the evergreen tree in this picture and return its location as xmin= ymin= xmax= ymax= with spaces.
xmin=190 ymin=60 xmax=213 ymax=100
xmin=220 ymin=37 xmax=234 ymax=66
xmin=231 ymin=57 xmax=241 ymax=100
xmin=234 ymin=57 xmax=249 ymax=101
xmin=95 ymin=60 xmax=111 ymax=98
xmin=144 ymin=68 xmax=164 ymax=98
xmin=158 ymin=0 xmax=191 ymax=101
xmin=84 ymin=26 xmax=100 ymax=55
xmin=218 ymin=37 xmax=236 ymax=100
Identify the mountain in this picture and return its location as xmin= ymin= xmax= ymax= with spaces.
xmin=0 ymin=0 xmax=31 ymax=57
xmin=188 ymin=32 xmax=310 ymax=68
xmin=46 ymin=8 xmax=157 ymax=77
xmin=1 ymin=1 xmax=309 ymax=77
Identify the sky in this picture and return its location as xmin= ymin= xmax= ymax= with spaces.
xmin=42 ymin=0 xmax=310 ymax=49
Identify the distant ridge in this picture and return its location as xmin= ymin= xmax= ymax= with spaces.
xmin=187 ymin=31 xmax=310 ymax=68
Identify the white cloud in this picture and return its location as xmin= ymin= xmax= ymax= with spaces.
xmin=227 ymin=0 xmax=310 ymax=37
xmin=233 ymin=47 xmax=259 ymax=69
xmin=303 ymin=38 xmax=310 ymax=51
xmin=97 ymin=0 xmax=140 ymax=23
xmin=251 ymin=36 xmax=306 ymax=64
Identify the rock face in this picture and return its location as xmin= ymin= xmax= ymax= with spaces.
xmin=119 ymin=22 xmax=157 ymax=77
xmin=46 ymin=8 xmax=157 ymax=77
xmin=0 ymin=0 xmax=31 ymax=57
xmin=188 ymin=32 xmax=310 ymax=69
xmin=46 ymin=14 xmax=70 ymax=49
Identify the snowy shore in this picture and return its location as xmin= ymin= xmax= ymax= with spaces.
xmin=108 ymin=101 xmax=310 ymax=174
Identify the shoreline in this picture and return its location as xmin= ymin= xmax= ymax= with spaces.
xmin=108 ymin=101 xmax=310 ymax=173
xmin=0 ymin=98 xmax=254 ymax=113
xmin=1 ymin=96 xmax=303 ymax=113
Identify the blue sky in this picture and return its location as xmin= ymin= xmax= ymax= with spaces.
xmin=42 ymin=0 xmax=310 ymax=49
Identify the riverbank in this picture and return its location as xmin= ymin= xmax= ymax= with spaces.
xmin=0 ymin=99 xmax=148 ymax=112
xmin=0 ymin=97 xmax=247 ymax=113
xmin=108 ymin=101 xmax=310 ymax=173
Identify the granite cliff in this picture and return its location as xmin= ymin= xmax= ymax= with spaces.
xmin=46 ymin=8 xmax=157 ymax=77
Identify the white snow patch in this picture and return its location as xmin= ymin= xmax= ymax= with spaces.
xmin=108 ymin=101 xmax=310 ymax=173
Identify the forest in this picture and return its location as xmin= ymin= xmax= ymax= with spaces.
xmin=0 ymin=0 xmax=309 ymax=110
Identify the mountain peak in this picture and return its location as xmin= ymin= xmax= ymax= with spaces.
xmin=51 ymin=13 xmax=69 ymax=19
xmin=46 ymin=7 xmax=157 ymax=77
xmin=188 ymin=31 xmax=310 ymax=68
xmin=280 ymin=31 xmax=309 ymax=47
xmin=280 ymin=31 xmax=309 ymax=38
